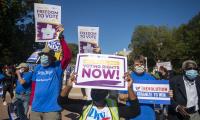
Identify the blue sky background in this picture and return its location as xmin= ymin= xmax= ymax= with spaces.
xmin=44 ymin=0 xmax=200 ymax=54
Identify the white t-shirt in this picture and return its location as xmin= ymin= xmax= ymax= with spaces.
xmin=86 ymin=105 xmax=112 ymax=120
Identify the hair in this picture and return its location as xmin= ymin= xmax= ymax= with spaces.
xmin=159 ymin=66 xmax=167 ymax=72
xmin=133 ymin=55 xmax=146 ymax=64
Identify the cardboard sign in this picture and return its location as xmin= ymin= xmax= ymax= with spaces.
xmin=133 ymin=80 xmax=170 ymax=104
xmin=34 ymin=3 xmax=61 ymax=42
xmin=78 ymin=26 xmax=99 ymax=53
xmin=74 ymin=53 xmax=127 ymax=90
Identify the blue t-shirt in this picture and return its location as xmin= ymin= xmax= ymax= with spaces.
xmin=15 ymin=72 xmax=32 ymax=94
xmin=0 ymin=73 xmax=5 ymax=81
xmin=32 ymin=61 xmax=63 ymax=112
xmin=120 ymin=72 xmax=156 ymax=120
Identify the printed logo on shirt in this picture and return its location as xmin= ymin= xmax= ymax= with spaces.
xmin=35 ymin=70 xmax=54 ymax=82
xmin=87 ymin=106 xmax=112 ymax=120
xmin=37 ymin=70 xmax=53 ymax=76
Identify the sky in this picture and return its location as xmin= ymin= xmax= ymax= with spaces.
xmin=44 ymin=0 xmax=200 ymax=54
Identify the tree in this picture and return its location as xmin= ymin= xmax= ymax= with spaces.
xmin=0 ymin=0 xmax=43 ymax=65
xmin=68 ymin=43 xmax=78 ymax=65
xmin=128 ymin=25 xmax=186 ymax=71
xmin=176 ymin=12 xmax=200 ymax=65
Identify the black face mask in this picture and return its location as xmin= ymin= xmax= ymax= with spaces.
xmin=91 ymin=89 xmax=108 ymax=102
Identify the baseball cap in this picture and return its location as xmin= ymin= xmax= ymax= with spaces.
xmin=16 ymin=63 xmax=28 ymax=69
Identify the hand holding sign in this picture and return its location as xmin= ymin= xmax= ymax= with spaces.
xmin=66 ymin=72 xmax=77 ymax=87
xmin=56 ymin=24 xmax=64 ymax=40
xmin=124 ymin=72 xmax=133 ymax=89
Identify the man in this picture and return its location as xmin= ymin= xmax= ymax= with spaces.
xmin=119 ymin=55 xmax=156 ymax=120
xmin=29 ymin=25 xmax=72 ymax=120
xmin=58 ymin=72 xmax=140 ymax=120
xmin=168 ymin=60 xmax=200 ymax=120
xmin=15 ymin=63 xmax=32 ymax=120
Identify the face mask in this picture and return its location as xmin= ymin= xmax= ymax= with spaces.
xmin=134 ymin=65 xmax=145 ymax=74
xmin=40 ymin=55 xmax=49 ymax=66
xmin=185 ymin=70 xmax=198 ymax=80
xmin=19 ymin=68 xmax=25 ymax=73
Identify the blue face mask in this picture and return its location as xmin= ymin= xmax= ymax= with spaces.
xmin=185 ymin=70 xmax=198 ymax=80
xmin=40 ymin=55 xmax=49 ymax=66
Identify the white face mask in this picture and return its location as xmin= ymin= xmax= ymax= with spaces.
xmin=134 ymin=65 xmax=145 ymax=74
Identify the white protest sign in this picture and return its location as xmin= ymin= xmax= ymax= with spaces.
xmin=74 ymin=53 xmax=127 ymax=90
xmin=78 ymin=26 xmax=99 ymax=53
xmin=34 ymin=3 xmax=61 ymax=42
xmin=156 ymin=61 xmax=172 ymax=70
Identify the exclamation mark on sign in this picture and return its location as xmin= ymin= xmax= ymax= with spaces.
xmin=116 ymin=70 xmax=119 ymax=79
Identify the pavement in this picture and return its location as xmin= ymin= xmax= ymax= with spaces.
xmin=0 ymin=88 xmax=84 ymax=120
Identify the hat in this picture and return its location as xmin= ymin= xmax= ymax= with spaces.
xmin=16 ymin=63 xmax=28 ymax=69
xmin=182 ymin=60 xmax=197 ymax=70
xmin=38 ymin=47 xmax=55 ymax=56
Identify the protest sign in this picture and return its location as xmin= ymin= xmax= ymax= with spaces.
xmin=74 ymin=53 xmax=127 ymax=90
xmin=34 ymin=3 xmax=61 ymax=42
xmin=133 ymin=80 xmax=170 ymax=104
xmin=47 ymin=40 xmax=62 ymax=60
xmin=47 ymin=40 xmax=61 ymax=52
xmin=157 ymin=61 xmax=172 ymax=70
xmin=0 ymin=85 xmax=3 ymax=96
xmin=26 ymin=50 xmax=41 ymax=63
xmin=78 ymin=26 xmax=99 ymax=53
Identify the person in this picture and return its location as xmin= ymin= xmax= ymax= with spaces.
xmin=14 ymin=63 xmax=32 ymax=120
xmin=119 ymin=55 xmax=156 ymax=120
xmin=2 ymin=65 xmax=15 ymax=105
xmin=58 ymin=72 xmax=140 ymax=120
xmin=168 ymin=60 xmax=200 ymax=120
xmin=158 ymin=66 xmax=169 ymax=80
xmin=29 ymin=25 xmax=72 ymax=120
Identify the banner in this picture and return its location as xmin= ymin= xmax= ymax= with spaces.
xmin=26 ymin=50 xmax=41 ymax=63
xmin=133 ymin=80 xmax=170 ymax=104
xmin=78 ymin=26 xmax=99 ymax=53
xmin=156 ymin=61 xmax=172 ymax=70
xmin=74 ymin=53 xmax=127 ymax=90
xmin=34 ymin=3 xmax=61 ymax=42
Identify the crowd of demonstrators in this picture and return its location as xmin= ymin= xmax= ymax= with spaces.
xmin=58 ymin=72 xmax=140 ymax=120
xmin=1 ymin=25 xmax=200 ymax=120
xmin=28 ymin=25 xmax=72 ymax=120
xmin=119 ymin=55 xmax=157 ymax=120
xmin=168 ymin=60 xmax=200 ymax=120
